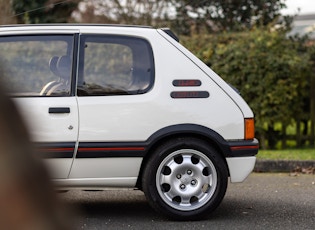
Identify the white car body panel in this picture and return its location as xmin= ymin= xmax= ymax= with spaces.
xmin=44 ymin=159 xmax=74 ymax=179
xmin=13 ymin=97 xmax=78 ymax=142
xmin=69 ymin=158 xmax=142 ymax=179
xmin=13 ymin=97 xmax=78 ymax=179
xmin=157 ymin=29 xmax=254 ymax=118
xmin=226 ymin=157 xmax=256 ymax=182
xmin=77 ymin=29 xmax=244 ymax=142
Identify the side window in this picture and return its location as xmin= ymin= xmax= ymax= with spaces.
xmin=77 ymin=35 xmax=154 ymax=96
xmin=0 ymin=35 xmax=74 ymax=97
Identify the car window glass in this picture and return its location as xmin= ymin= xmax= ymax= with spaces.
xmin=77 ymin=35 xmax=154 ymax=96
xmin=0 ymin=35 xmax=74 ymax=97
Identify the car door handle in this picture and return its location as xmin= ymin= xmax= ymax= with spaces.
xmin=48 ymin=107 xmax=70 ymax=114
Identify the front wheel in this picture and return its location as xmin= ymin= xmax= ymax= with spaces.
xmin=142 ymin=138 xmax=228 ymax=220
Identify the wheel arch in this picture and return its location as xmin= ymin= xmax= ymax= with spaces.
xmin=136 ymin=124 xmax=231 ymax=189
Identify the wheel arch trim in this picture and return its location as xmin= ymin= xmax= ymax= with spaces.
xmin=137 ymin=124 xmax=231 ymax=188
xmin=145 ymin=124 xmax=231 ymax=157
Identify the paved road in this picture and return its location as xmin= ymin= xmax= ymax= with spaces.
xmin=59 ymin=173 xmax=315 ymax=230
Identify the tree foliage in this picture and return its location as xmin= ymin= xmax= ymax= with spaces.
xmin=12 ymin=0 xmax=79 ymax=23
xmin=172 ymin=0 xmax=287 ymax=34
xmin=74 ymin=0 xmax=289 ymax=35
xmin=75 ymin=0 xmax=172 ymax=27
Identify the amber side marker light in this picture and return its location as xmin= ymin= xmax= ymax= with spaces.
xmin=245 ymin=118 xmax=255 ymax=140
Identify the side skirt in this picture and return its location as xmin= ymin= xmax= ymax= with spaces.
xmin=53 ymin=177 xmax=138 ymax=190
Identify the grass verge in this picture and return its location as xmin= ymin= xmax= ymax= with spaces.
xmin=257 ymin=149 xmax=315 ymax=161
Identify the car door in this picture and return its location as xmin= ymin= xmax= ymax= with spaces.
xmin=0 ymin=32 xmax=79 ymax=179
xmin=68 ymin=34 xmax=154 ymax=181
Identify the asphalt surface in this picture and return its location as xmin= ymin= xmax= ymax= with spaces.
xmin=59 ymin=173 xmax=315 ymax=230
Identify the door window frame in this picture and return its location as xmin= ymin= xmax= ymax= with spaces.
xmin=77 ymin=34 xmax=155 ymax=96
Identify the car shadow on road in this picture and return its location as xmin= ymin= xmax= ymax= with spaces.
xmin=60 ymin=190 xmax=162 ymax=220
xmin=60 ymin=190 xmax=259 ymax=222
xmin=59 ymin=185 xmax=315 ymax=229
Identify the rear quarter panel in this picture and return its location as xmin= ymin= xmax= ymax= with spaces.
xmin=77 ymin=28 xmax=246 ymax=142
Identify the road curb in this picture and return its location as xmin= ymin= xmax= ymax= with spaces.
xmin=254 ymin=160 xmax=315 ymax=173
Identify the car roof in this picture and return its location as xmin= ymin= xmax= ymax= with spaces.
xmin=0 ymin=24 xmax=180 ymax=42
xmin=1 ymin=23 xmax=151 ymax=28
xmin=0 ymin=24 xmax=152 ymax=31
xmin=0 ymin=24 xmax=157 ymax=36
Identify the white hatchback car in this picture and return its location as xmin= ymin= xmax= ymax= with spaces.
xmin=0 ymin=24 xmax=258 ymax=220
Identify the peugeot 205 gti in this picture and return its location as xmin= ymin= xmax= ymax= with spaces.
xmin=0 ymin=24 xmax=258 ymax=220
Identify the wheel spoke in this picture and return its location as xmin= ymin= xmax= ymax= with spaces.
xmin=164 ymin=186 xmax=181 ymax=200
xmin=160 ymin=173 xmax=172 ymax=185
xmin=180 ymin=196 xmax=192 ymax=205
xmin=182 ymin=154 xmax=193 ymax=165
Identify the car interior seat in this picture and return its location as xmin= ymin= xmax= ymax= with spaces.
xmin=40 ymin=56 xmax=60 ymax=95
xmin=40 ymin=56 xmax=71 ymax=96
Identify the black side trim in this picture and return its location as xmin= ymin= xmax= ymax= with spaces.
xmin=160 ymin=28 xmax=179 ymax=42
xmin=33 ymin=126 xmax=259 ymax=159
xmin=71 ymin=33 xmax=80 ymax=97
xmin=228 ymin=139 xmax=259 ymax=157
xmin=35 ymin=142 xmax=75 ymax=159
xmin=171 ymin=91 xmax=209 ymax=98
xmin=76 ymin=142 xmax=146 ymax=158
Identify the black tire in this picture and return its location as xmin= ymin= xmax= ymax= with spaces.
xmin=142 ymin=137 xmax=228 ymax=220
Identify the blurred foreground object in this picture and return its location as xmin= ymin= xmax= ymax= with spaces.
xmin=0 ymin=87 xmax=72 ymax=230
